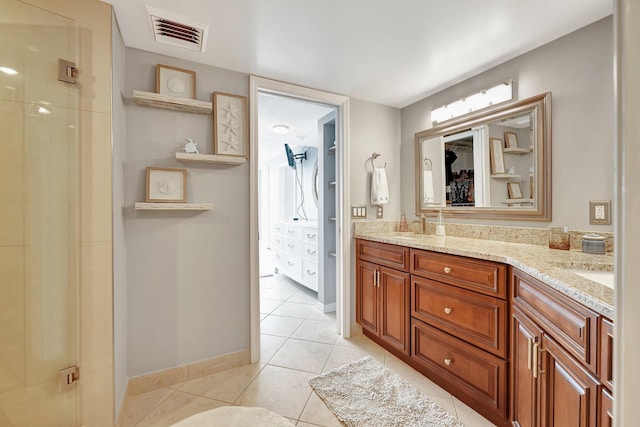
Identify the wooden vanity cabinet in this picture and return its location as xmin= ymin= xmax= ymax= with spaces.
xmin=511 ymin=268 xmax=600 ymax=427
xmin=356 ymin=240 xmax=411 ymax=355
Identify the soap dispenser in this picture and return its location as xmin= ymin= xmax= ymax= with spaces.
xmin=435 ymin=211 xmax=446 ymax=237
xmin=399 ymin=209 xmax=409 ymax=232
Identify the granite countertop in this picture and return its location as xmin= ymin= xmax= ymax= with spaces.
xmin=354 ymin=231 xmax=614 ymax=319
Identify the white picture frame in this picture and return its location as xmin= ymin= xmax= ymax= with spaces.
xmin=490 ymin=138 xmax=506 ymax=174
xmin=504 ymin=131 xmax=519 ymax=149
xmin=213 ymin=92 xmax=248 ymax=158
xmin=145 ymin=167 xmax=187 ymax=202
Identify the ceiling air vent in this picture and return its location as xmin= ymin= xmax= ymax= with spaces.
xmin=146 ymin=6 xmax=209 ymax=53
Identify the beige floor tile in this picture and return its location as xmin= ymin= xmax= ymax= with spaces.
xmin=453 ymin=396 xmax=497 ymax=426
xmin=286 ymin=286 xmax=319 ymax=304
xmin=260 ymin=334 xmax=288 ymax=363
xmin=299 ymin=392 xmax=344 ymax=427
xmin=427 ymin=394 xmax=459 ymax=421
xmin=234 ymin=365 xmax=313 ymax=419
xmin=261 ymin=315 xmax=304 ymax=337
xmin=135 ymin=391 xmax=228 ymax=427
xmin=384 ymin=354 xmax=451 ymax=398
xmin=306 ymin=309 xmax=336 ymax=323
xmin=297 ymin=422 xmax=323 ymax=427
xmin=334 ymin=334 xmax=384 ymax=353
xmin=261 ymin=298 xmax=285 ymax=314
xmin=269 ymin=339 xmax=333 ymax=374
xmin=272 ymin=301 xmax=316 ymax=319
xmin=178 ymin=363 xmax=263 ymax=404
xmin=292 ymin=319 xmax=339 ymax=344
xmin=120 ymin=388 xmax=174 ymax=427
xmin=322 ymin=343 xmax=386 ymax=372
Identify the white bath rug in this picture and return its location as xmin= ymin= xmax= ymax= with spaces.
xmin=170 ymin=406 xmax=293 ymax=427
xmin=309 ymin=356 xmax=464 ymax=427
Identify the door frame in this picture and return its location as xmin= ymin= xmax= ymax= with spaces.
xmin=249 ymin=76 xmax=351 ymax=363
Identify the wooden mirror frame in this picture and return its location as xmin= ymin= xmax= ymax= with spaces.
xmin=414 ymin=92 xmax=551 ymax=221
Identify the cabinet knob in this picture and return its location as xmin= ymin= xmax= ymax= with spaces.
xmin=444 ymin=358 xmax=453 ymax=366
xmin=444 ymin=307 xmax=452 ymax=315
xmin=444 ymin=267 xmax=451 ymax=273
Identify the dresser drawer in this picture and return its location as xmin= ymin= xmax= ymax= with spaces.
xmin=411 ymin=318 xmax=507 ymax=419
xmin=273 ymin=235 xmax=284 ymax=251
xmin=274 ymin=250 xmax=284 ymax=270
xmin=412 ymin=276 xmax=507 ymax=358
xmin=284 ymin=225 xmax=301 ymax=240
xmin=302 ymin=242 xmax=318 ymax=261
xmin=283 ymin=254 xmax=302 ymax=281
xmin=283 ymin=238 xmax=300 ymax=253
xmin=302 ymin=260 xmax=319 ymax=290
xmin=512 ymin=268 xmax=598 ymax=372
xmin=356 ymin=239 xmax=409 ymax=271
xmin=302 ymin=227 xmax=319 ymax=243
xmin=411 ymin=249 xmax=506 ymax=298
xmin=274 ymin=222 xmax=285 ymax=235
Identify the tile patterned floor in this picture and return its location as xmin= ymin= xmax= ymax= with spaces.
xmin=119 ymin=274 xmax=497 ymax=426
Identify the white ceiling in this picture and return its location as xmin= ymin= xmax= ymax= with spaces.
xmin=104 ymin=0 xmax=612 ymax=108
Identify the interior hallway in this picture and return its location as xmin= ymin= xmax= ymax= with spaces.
xmin=118 ymin=274 xmax=496 ymax=426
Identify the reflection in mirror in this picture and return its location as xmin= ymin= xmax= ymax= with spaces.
xmin=415 ymin=92 xmax=551 ymax=221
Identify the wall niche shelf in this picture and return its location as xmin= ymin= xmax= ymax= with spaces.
xmin=503 ymin=147 xmax=531 ymax=155
xmin=501 ymin=199 xmax=534 ymax=205
xmin=491 ymin=173 xmax=522 ymax=180
xmin=135 ymin=202 xmax=213 ymax=211
xmin=175 ymin=152 xmax=246 ymax=165
xmin=133 ymin=90 xmax=212 ymax=114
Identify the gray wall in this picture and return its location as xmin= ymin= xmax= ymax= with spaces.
xmin=401 ymin=17 xmax=614 ymax=231
xmin=111 ymin=13 xmax=128 ymax=416
xmin=124 ymin=49 xmax=250 ymax=376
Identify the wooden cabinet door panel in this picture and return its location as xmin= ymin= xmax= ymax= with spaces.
xmin=599 ymin=317 xmax=614 ymax=391
xmin=511 ymin=305 xmax=543 ymax=427
xmin=599 ymin=388 xmax=613 ymax=427
xmin=411 ymin=249 xmax=506 ymax=298
xmin=379 ymin=266 xmax=410 ymax=354
xmin=356 ymin=239 xmax=409 ymax=271
xmin=356 ymin=260 xmax=379 ymax=334
xmin=541 ymin=335 xmax=598 ymax=427
xmin=512 ymin=269 xmax=598 ymax=373
xmin=412 ymin=276 xmax=507 ymax=357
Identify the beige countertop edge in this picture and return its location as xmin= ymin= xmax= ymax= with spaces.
xmin=354 ymin=232 xmax=615 ymax=320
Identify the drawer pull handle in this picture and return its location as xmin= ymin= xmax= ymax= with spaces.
xmin=307 ymin=250 xmax=317 ymax=255
xmin=444 ymin=358 xmax=453 ymax=366
xmin=532 ymin=342 xmax=546 ymax=378
xmin=307 ymin=270 xmax=316 ymax=276
xmin=444 ymin=307 xmax=452 ymax=315
xmin=307 ymin=233 xmax=316 ymax=239
xmin=444 ymin=267 xmax=451 ymax=273
xmin=287 ymin=261 xmax=294 ymax=266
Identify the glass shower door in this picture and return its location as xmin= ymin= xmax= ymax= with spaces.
xmin=0 ymin=1 xmax=79 ymax=425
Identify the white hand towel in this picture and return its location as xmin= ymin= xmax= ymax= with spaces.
xmin=423 ymin=170 xmax=435 ymax=204
xmin=371 ymin=167 xmax=389 ymax=205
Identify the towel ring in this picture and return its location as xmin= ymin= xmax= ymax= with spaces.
xmin=424 ymin=158 xmax=432 ymax=171
xmin=370 ymin=152 xmax=387 ymax=169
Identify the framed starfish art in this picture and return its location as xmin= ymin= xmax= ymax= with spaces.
xmin=213 ymin=92 xmax=248 ymax=158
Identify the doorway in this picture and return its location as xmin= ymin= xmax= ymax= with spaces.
xmin=249 ymin=77 xmax=351 ymax=363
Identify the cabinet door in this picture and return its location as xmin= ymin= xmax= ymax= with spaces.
xmin=511 ymin=305 xmax=544 ymax=427
xmin=378 ymin=266 xmax=410 ymax=354
xmin=541 ymin=335 xmax=598 ymax=427
xmin=599 ymin=388 xmax=613 ymax=427
xmin=356 ymin=260 xmax=379 ymax=334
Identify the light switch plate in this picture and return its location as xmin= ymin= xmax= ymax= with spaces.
xmin=351 ymin=205 xmax=367 ymax=219
xmin=589 ymin=200 xmax=611 ymax=225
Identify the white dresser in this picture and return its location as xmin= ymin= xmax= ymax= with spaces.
xmin=274 ymin=221 xmax=319 ymax=292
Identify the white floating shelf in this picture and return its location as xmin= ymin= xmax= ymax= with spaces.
xmin=501 ymin=199 xmax=534 ymax=205
xmin=503 ymin=147 xmax=531 ymax=155
xmin=133 ymin=90 xmax=212 ymax=114
xmin=135 ymin=202 xmax=213 ymax=211
xmin=328 ymin=181 xmax=336 ymax=187
xmin=175 ymin=152 xmax=246 ymax=165
xmin=491 ymin=174 xmax=522 ymax=180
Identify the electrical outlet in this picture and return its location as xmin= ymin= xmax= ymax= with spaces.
xmin=589 ymin=200 xmax=611 ymax=225
xmin=376 ymin=206 xmax=384 ymax=219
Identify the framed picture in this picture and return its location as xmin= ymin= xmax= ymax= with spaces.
xmin=507 ymin=182 xmax=523 ymax=199
xmin=145 ymin=167 xmax=187 ymax=202
xmin=490 ymin=138 xmax=506 ymax=174
xmin=213 ymin=92 xmax=248 ymax=158
xmin=504 ymin=131 xmax=519 ymax=148
xmin=156 ymin=65 xmax=196 ymax=99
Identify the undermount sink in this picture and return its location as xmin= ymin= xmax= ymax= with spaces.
xmin=570 ymin=270 xmax=614 ymax=289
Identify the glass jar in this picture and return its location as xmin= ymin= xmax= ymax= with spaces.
xmin=549 ymin=226 xmax=570 ymax=250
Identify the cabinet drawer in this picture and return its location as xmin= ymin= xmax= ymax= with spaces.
xmin=412 ymin=276 xmax=507 ymax=358
xmin=284 ymin=254 xmax=302 ymax=280
xmin=302 ymin=242 xmax=318 ymax=261
xmin=274 ymin=250 xmax=284 ymax=270
xmin=302 ymin=227 xmax=319 ymax=243
xmin=411 ymin=318 xmax=507 ymax=419
xmin=283 ymin=238 xmax=300 ymax=253
xmin=302 ymin=260 xmax=319 ymax=288
xmin=599 ymin=317 xmax=614 ymax=390
xmin=512 ymin=268 xmax=598 ymax=372
xmin=284 ymin=225 xmax=301 ymax=240
xmin=274 ymin=222 xmax=285 ymax=235
xmin=410 ymin=249 xmax=506 ymax=298
xmin=273 ymin=236 xmax=284 ymax=251
xmin=356 ymin=239 xmax=409 ymax=271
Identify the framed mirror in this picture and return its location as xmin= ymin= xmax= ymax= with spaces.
xmin=415 ymin=92 xmax=551 ymax=221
